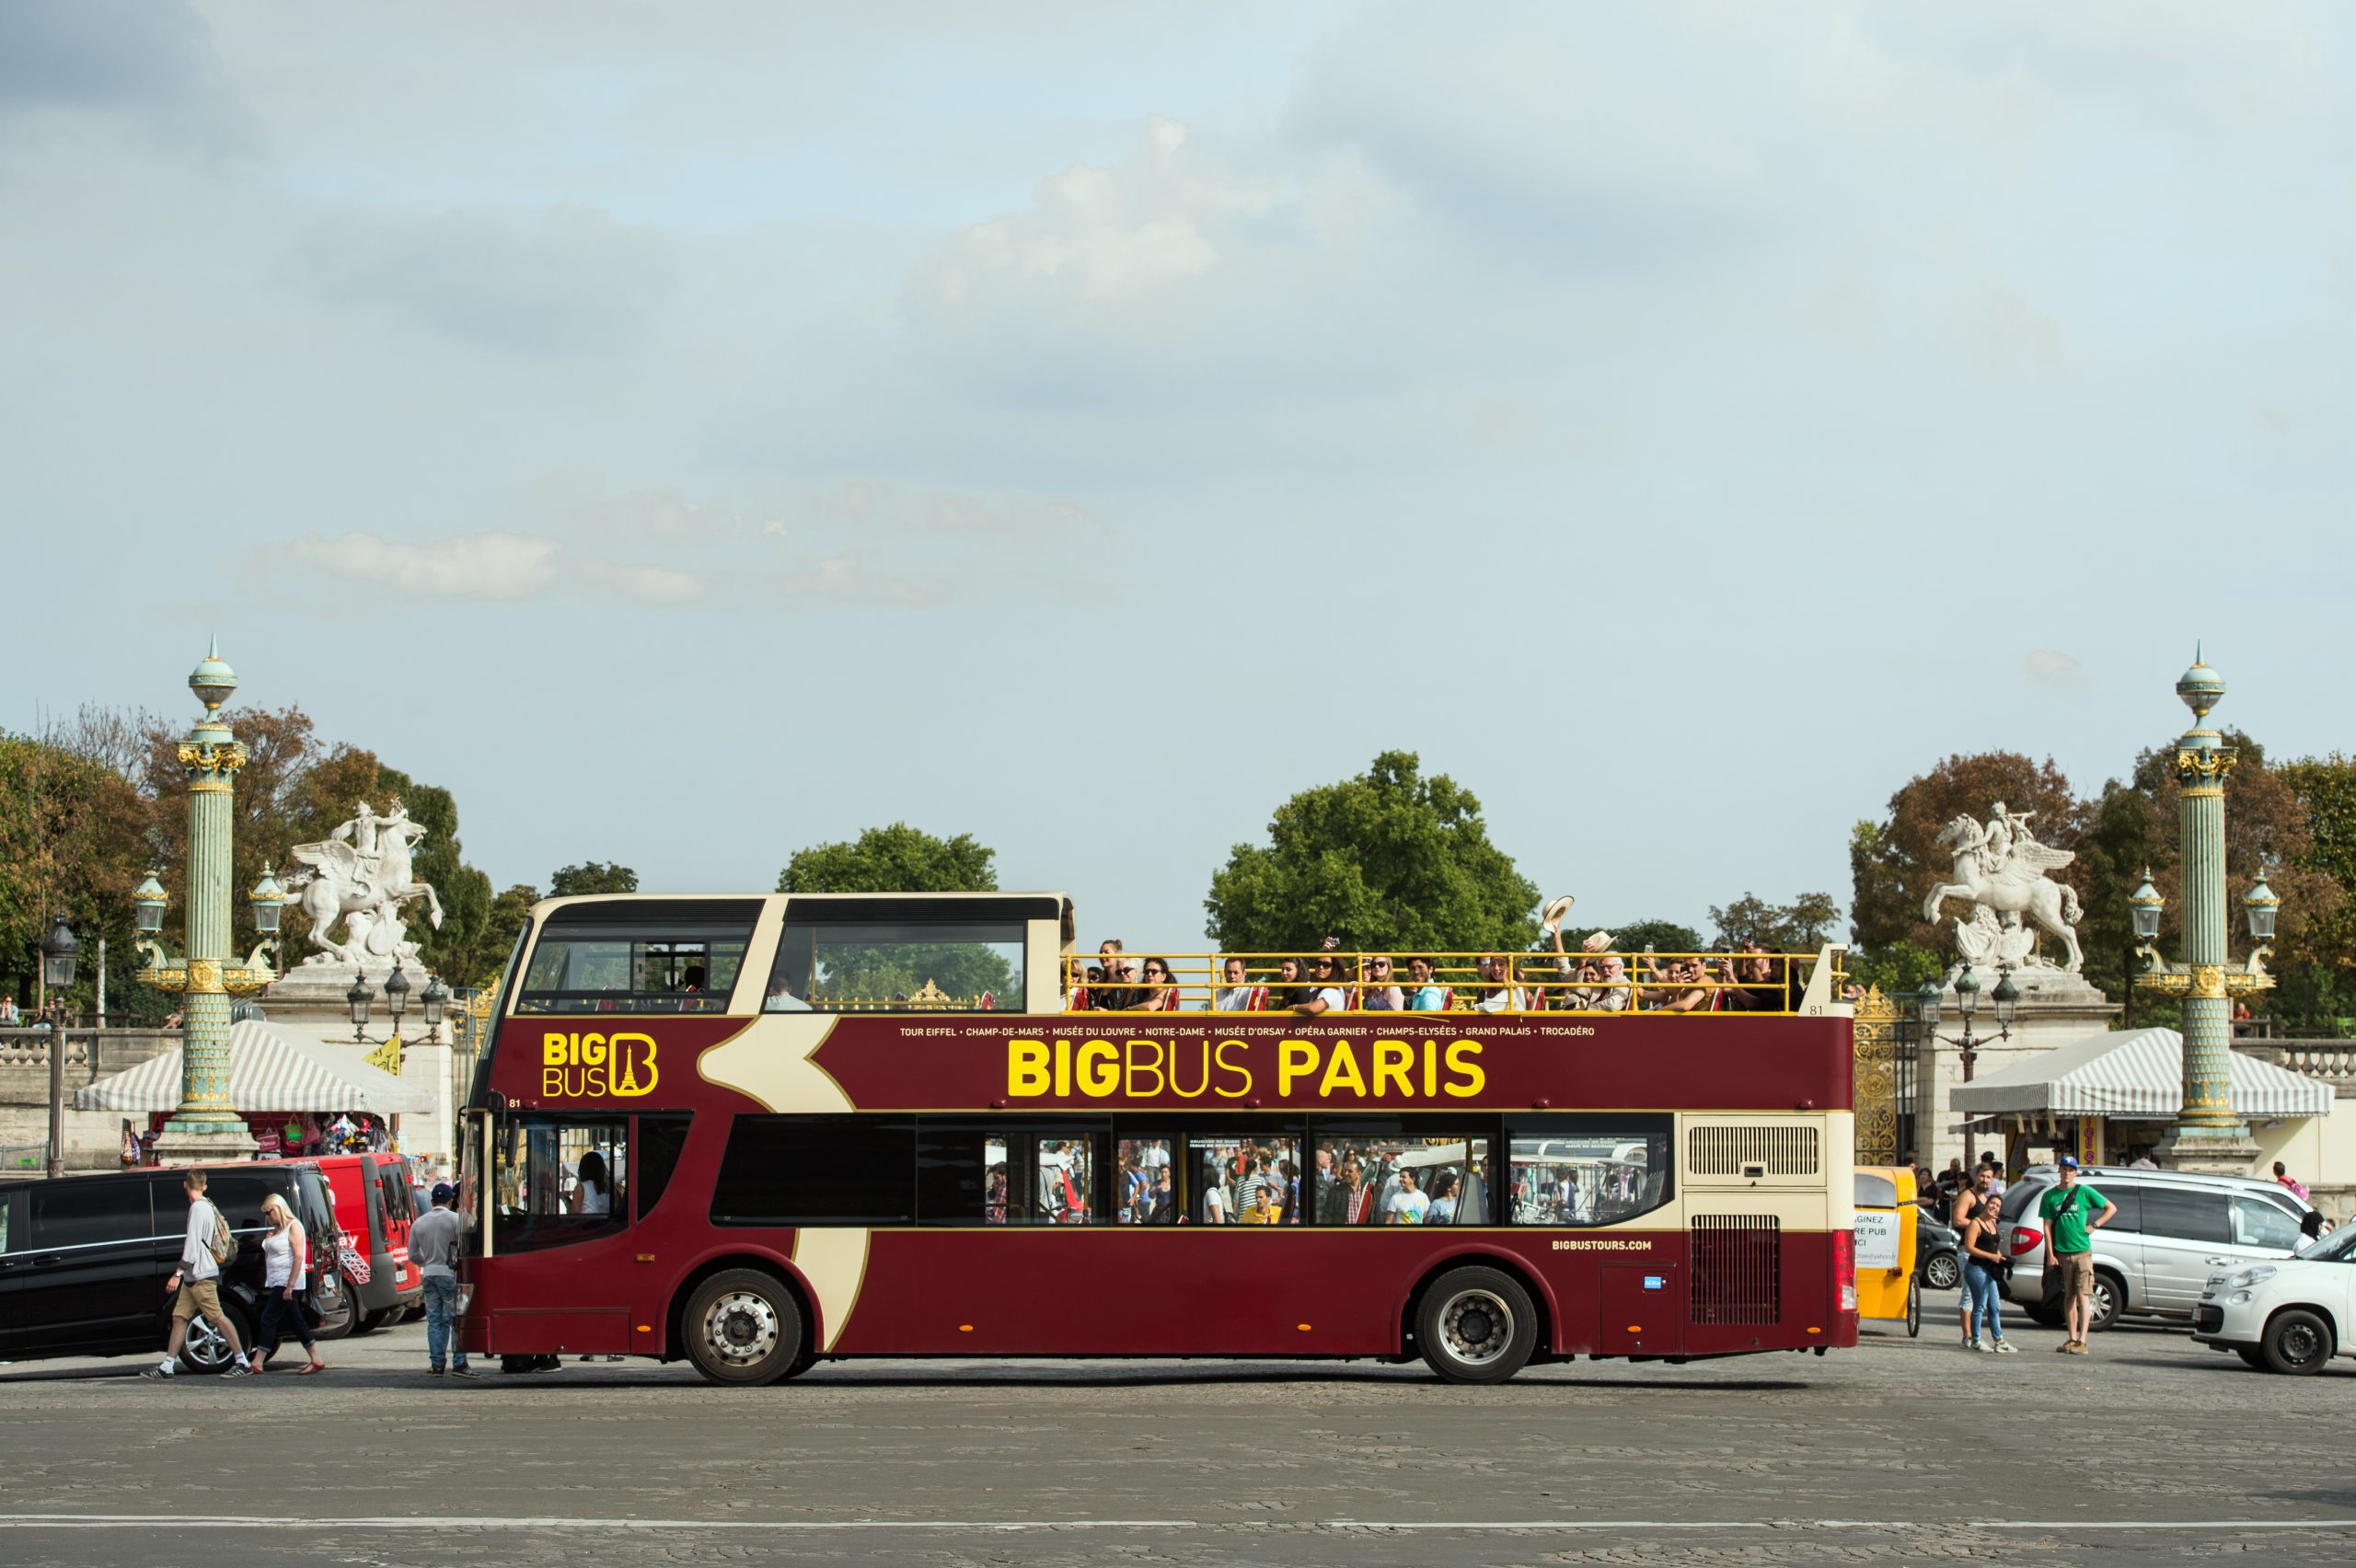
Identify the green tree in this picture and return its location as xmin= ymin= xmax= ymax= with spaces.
xmin=1847 ymin=941 xmax=1943 ymax=999
xmin=776 ymin=824 xmax=1004 ymax=1001
xmin=1205 ymin=751 xmax=1538 ymax=954
xmin=1597 ymin=918 xmax=1704 ymax=957
xmin=0 ymin=733 xmax=151 ymax=1013
xmin=549 ymin=862 xmax=640 ymax=897
xmin=778 ymin=824 xmax=998 ymax=894
xmin=2277 ymin=755 xmax=2356 ymax=1028
xmin=1709 ymin=891 xmax=1841 ymax=951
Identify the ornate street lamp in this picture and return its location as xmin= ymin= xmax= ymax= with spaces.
xmin=133 ymin=641 xmax=277 ymax=1161
xmin=421 ymin=975 xmax=448 ymax=1031
xmin=384 ymin=962 xmax=410 ymax=1032
xmin=2132 ymin=652 xmax=2281 ymax=1170
xmin=1915 ymin=961 xmax=2015 ymax=1168
xmin=41 ymin=913 xmax=79 ymax=1179
xmin=347 ymin=973 xmax=373 ymax=1043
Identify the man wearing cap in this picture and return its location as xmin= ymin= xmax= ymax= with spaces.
xmin=2038 ymin=1157 xmax=2116 ymax=1355
xmin=409 ymin=1182 xmax=477 ymax=1378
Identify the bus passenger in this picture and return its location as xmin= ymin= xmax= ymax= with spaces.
xmin=1214 ymin=957 xmax=1266 ymax=1012
xmin=1129 ymin=957 xmax=1183 ymax=1011
xmin=1472 ymin=955 xmax=1525 ymax=1013
xmin=1386 ymin=1168 xmax=1429 ymax=1225
xmin=1405 ymin=957 xmax=1449 ymax=1011
xmin=572 ymin=1150 xmax=612 ymax=1216
xmin=1269 ymin=956 xmax=1313 ymax=1009
xmin=1293 ymin=955 xmax=1349 ymax=1016
xmin=1360 ymin=956 xmax=1403 ymax=1011
xmin=1199 ymin=1159 xmax=1230 ymax=1225
xmin=1091 ymin=941 xmax=1138 ymax=1011
xmin=1426 ymin=1169 xmax=1460 ymax=1224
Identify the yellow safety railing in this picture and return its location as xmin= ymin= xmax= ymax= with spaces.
xmin=1063 ymin=950 xmax=1822 ymax=1016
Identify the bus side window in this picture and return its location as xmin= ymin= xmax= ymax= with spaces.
xmin=1505 ymin=1114 xmax=1673 ymax=1227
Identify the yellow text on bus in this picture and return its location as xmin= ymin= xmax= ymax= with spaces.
xmin=541 ymin=1031 xmax=660 ymax=1098
xmin=1005 ymin=1037 xmax=1484 ymax=1102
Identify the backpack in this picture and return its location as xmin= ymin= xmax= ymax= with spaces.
xmin=203 ymin=1200 xmax=237 ymax=1264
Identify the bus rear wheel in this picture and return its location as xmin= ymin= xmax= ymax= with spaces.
xmin=1416 ymin=1266 xmax=1538 ymax=1384
xmin=683 ymin=1269 xmax=806 ymax=1387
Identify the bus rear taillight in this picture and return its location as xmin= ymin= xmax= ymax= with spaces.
xmin=1832 ymin=1228 xmax=1857 ymax=1313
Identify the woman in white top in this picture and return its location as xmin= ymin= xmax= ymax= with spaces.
xmin=249 ymin=1193 xmax=326 ymax=1374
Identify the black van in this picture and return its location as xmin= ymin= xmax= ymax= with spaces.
xmin=0 ymin=1162 xmax=344 ymax=1374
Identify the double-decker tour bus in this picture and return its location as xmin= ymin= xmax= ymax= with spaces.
xmin=457 ymin=893 xmax=1857 ymax=1384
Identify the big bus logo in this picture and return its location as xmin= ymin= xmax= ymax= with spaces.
xmin=541 ymin=1031 xmax=658 ymax=1098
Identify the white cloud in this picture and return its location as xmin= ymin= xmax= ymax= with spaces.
xmin=573 ymin=559 xmax=707 ymax=606
xmin=2024 ymin=650 xmax=2089 ymax=688
xmin=283 ymin=530 xmax=708 ymax=606
xmin=286 ymin=530 xmax=560 ymax=600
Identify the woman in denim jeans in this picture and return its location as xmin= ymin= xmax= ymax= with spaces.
xmin=1958 ymin=1196 xmax=2016 ymax=1353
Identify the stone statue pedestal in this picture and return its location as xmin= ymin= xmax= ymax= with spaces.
xmin=1921 ymin=966 xmax=2120 ymax=1173
xmin=2152 ymin=1125 xmax=2264 ymax=1176
xmin=152 ymin=1124 xmax=260 ymax=1167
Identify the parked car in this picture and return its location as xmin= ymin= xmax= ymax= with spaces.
xmin=1995 ymin=1164 xmax=2316 ymax=1332
xmin=0 ymin=1161 xmax=344 ymax=1373
xmin=1914 ymin=1205 xmax=1962 ymax=1291
xmin=2191 ymin=1219 xmax=2356 ymax=1373
xmin=312 ymin=1152 xmax=423 ymax=1334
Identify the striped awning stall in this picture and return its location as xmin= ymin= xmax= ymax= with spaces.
xmin=1952 ymin=1027 xmax=2333 ymax=1122
xmin=74 ymin=1019 xmax=435 ymax=1114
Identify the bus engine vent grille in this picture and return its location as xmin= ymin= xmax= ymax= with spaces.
xmin=1689 ymin=1215 xmax=1782 ymax=1325
xmin=1687 ymin=1124 xmax=1820 ymax=1179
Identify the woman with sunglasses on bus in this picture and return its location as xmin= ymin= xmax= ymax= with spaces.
xmin=1126 ymin=957 xmax=1184 ymax=1011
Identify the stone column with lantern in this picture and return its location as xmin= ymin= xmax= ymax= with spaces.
xmin=136 ymin=642 xmax=286 ymax=1165
xmin=2132 ymin=651 xmax=2281 ymax=1175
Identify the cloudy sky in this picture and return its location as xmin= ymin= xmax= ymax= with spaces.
xmin=5 ymin=2 xmax=2350 ymax=952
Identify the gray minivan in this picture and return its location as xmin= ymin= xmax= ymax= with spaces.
xmin=1995 ymin=1164 xmax=2315 ymax=1332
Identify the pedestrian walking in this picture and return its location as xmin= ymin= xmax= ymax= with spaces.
xmin=410 ymin=1182 xmax=477 ymax=1378
xmin=248 ymin=1193 xmax=327 ymax=1374
xmin=1958 ymin=1195 xmax=2015 ymax=1353
xmin=2038 ymin=1155 xmax=2116 ymax=1355
xmin=2274 ymin=1161 xmax=2310 ymax=1202
xmin=142 ymin=1169 xmax=251 ymax=1379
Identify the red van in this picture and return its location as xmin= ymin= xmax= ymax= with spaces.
xmin=313 ymin=1152 xmax=423 ymax=1333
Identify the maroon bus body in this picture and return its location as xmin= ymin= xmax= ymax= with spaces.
xmin=463 ymin=1010 xmax=1859 ymax=1366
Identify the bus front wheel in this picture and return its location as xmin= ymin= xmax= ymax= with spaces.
xmin=682 ymin=1269 xmax=806 ymax=1386
xmin=1415 ymin=1266 xmax=1539 ymax=1385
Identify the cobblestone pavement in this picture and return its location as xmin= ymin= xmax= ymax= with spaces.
xmin=3 ymin=1314 xmax=2353 ymax=1566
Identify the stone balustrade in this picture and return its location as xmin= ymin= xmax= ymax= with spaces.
xmin=2238 ymin=1039 xmax=2356 ymax=1093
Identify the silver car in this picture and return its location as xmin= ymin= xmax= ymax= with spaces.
xmin=1994 ymin=1164 xmax=2315 ymax=1332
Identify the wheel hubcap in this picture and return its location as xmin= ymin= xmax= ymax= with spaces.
xmin=185 ymin=1317 xmax=229 ymax=1368
xmin=1438 ymin=1289 xmax=1512 ymax=1365
xmin=2283 ymin=1324 xmax=2321 ymax=1364
xmin=703 ymin=1291 xmax=780 ymax=1366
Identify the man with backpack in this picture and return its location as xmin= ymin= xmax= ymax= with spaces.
xmin=143 ymin=1168 xmax=251 ymax=1378
xmin=2038 ymin=1155 xmax=2117 ymax=1356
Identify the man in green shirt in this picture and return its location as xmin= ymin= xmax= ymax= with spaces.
xmin=2038 ymin=1156 xmax=2117 ymax=1355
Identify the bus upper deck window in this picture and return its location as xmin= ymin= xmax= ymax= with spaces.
xmin=516 ymin=900 xmax=761 ymax=1015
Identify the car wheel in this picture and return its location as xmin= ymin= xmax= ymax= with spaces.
xmin=1923 ymin=1251 xmax=1960 ymax=1292
xmin=682 ymin=1269 xmax=806 ymax=1386
xmin=2236 ymin=1345 xmax=2269 ymax=1370
xmin=1416 ymin=1265 xmax=1540 ymax=1385
xmin=181 ymin=1302 xmax=255 ymax=1375
xmin=2262 ymin=1309 xmax=2334 ymax=1376
xmin=352 ymin=1307 xmax=396 ymax=1335
xmin=1905 ymin=1276 xmax=1922 ymax=1339
xmin=2087 ymin=1272 xmax=2124 ymax=1332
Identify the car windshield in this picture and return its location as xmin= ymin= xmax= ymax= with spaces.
xmin=2297 ymin=1220 xmax=2356 ymax=1262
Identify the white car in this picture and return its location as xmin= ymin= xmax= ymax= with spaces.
xmin=2191 ymin=1219 xmax=2356 ymax=1374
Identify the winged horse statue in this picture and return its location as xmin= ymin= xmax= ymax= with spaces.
xmin=283 ymin=799 xmax=445 ymax=966
xmin=1924 ymin=804 xmax=2085 ymax=972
